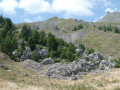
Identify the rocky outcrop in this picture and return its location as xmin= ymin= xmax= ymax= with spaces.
xmin=20 ymin=51 xmax=31 ymax=61
xmin=88 ymin=52 xmax=102 ymax=61
xmin=25 ymin=47 xmax=32 ymax=52
xmin=99 ymin=12 xmax=120 ymax=23
xmin=0 ymin=52 xmax=10 ymax=60
xmin=14 ymin=46 xmax=49 ymax=61
xmin=12 ymin=50 xmax=21 ymax=57
xmin=23 ymin=59 xmax=42 ymax=72
xmin=40 ymin=49 xmax=48 ymax=58
xmin=20 ymin=47 xmax=32 ymax=61
xmin=45 ymin=53 xmax=115 ymax=80
xmin=41 ymin=58 xmax=53 ymax=65
xmin=75 ymin=49 xmax=84 ymax=56
xmin=99 ymin=60 xmax=115 ymax=70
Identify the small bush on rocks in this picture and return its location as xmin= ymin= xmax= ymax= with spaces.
xmin=114 ymin=59 xmax=120 ymax=68
xmin=53 ymin=59 xmax=61 ymax=63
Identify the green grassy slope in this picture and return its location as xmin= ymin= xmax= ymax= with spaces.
xmin=82 ymin=29 xmax=120 ymax=58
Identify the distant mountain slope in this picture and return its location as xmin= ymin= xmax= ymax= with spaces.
xmin=17 ymin=16 xmax=120 ymax=59
xmin=99 ymin=12 xmax=120 ymax=23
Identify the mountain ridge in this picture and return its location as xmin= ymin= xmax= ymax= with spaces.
xmin=99 ymin=11 xmax=120 ymax=23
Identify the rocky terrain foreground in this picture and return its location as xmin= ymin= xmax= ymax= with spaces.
xmin=0 ymin=52 xmax=120 ymax=90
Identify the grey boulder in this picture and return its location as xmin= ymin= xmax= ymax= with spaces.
xmin=88 ymin=52 xmax=102 ymax=61
xmin=23 ymin=59 xmax=42 ymax=72
xmin=40 ymin=49 xmax=48 ymax=58
xmin=12 ymin=50 xmax=21 ymax=57
xmin=25 ymin=47 xmax=32 ymax=52
xmin=41 ymin=58 xmax=53 ymax=65
xmin=0 ymin=63 xmax=3 ymax=68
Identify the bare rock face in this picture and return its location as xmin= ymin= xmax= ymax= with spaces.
xmin=20 ymin=47 xmax=32 ymax=61
xmin=25 ymin=47 xmax=32 ymax=52
xmin=88 ymin=52 xmax=102 ymax=61
xmin=23 ymin=59 xmax=42 ymax=72
xmin=0 ymin=52 xmax=10 ymax=60
xmin=41 ymin=58 xmax=53 ymax=65
xmin=40 ymin=49 xmax=48 ymax=58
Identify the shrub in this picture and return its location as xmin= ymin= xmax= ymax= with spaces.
xmin=73 ymin=24 xmax=83 ymax=31
xmin=66 ymin=52 xmax=75 ymax=62
xmin=79 ymin=43 xmax=85 ymax=50
xmin=88 ymin=49 xmax=94 ymax=54
xmin=60 ymin=49 xmax=66 ymax=59
xmin=38 ymin=45 xmax=42 ymax=49
xmin=32 ymin=30 xmax=40 ymax=44
xmin=115 ymin=64 xmax=120 ymax=68
xmin=31 ymin=51 xmax=39 ymax=62
xmin=20 ymin=24 xmax=32 ymax=41
xmin=47 ymin=52 xmax=50 ymax=58
xmin=50 ymin=50 xmax=54 ymax=58
xmin=27 ymin=37 xmax=35 ymax=51
xmin=114 ymin=59 xmax=120 ymax=68
xmin=46 ymin=33 xmax=58 ymax=51
xmin=76 ymin=52 xmax=80 ymax=57
xmin=77 ymin=24 xmax=83 ymax=30
xmin=98 ymin=25 xmax=120 ymax=34
xmin=55 ymin=26 xmax=59 ymax=30
xmin=53 ymin=59 xmax=61 ymax=63
xmin=39 ymin=31 xmax=46 ymax=45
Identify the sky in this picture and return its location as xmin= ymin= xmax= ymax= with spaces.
xmin=0 ymin=0 xmax=119 ymax=24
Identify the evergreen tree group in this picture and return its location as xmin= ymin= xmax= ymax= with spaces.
xmin=98 ymin=25 xmax=120 ymax=34
xmin=0 ymin=15 xmax=97 ymax=63
xmin=0 ymin=15 xmax=17 ymax=57
xmin=73 ymin=24 xmax=83 ymax=31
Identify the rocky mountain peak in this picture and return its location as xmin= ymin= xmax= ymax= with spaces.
xmin=99 ymin=11 xmax=120 ymax=23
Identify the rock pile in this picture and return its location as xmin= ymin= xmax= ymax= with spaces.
xmin=13 ymin=46 xmax=48 ymax=61
xmin=41 ymin=58 xmax=53 ymax=65
xmin=45 ymin=52 xmax=115 ymax=80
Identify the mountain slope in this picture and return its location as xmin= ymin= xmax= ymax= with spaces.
xmin=17 ymin=16 xmax=120 ymax=59
xmin=99 ymin=12 xmax=120 ymax=23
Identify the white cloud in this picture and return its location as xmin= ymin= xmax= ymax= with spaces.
xmin=24 ymin=16 xmax=43 ymax=23
xmin=100 ymin=0 xmax=113 ymax=7
xmin=93 ymin=17 xmax=99 ymax=22
xmin=105 ymin=8 xmax=114 ymax=12
xmin=19 ymin=0 xmax=50 ymax=14
xmin=35 ymin=16 xmax=43 ymax=21
xmin=92 ymin=0 xmax=113 ymax=7
xmin=19 ymin=0 xmax=114 ymax=18
xmin=52 ymin=0 xmax=95 ymax=17
xmin=25 ymin=18 xmax=32 ymax=23
xmin=0 ymin=0 xmax=18 ymax=15
xmin=19 ymin=0 xmax=95 ymax=17
xmin=18 ymin=0 xmax=114 ymax=19
xmin=0 ymin=0 xmax=114 ymax=18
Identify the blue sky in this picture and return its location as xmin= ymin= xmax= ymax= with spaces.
xmin=0 ymin=0 xmax=119 ymax=24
